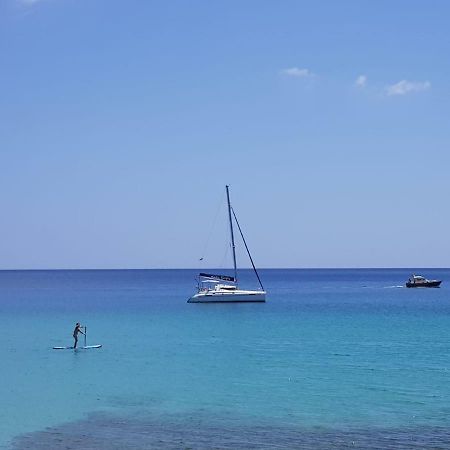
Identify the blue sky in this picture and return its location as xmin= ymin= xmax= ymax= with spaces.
xmin=0 ymin=0 xmax=449 ymax=269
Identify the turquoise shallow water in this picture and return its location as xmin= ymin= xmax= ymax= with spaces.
xmin=2 ymin=269 xmax=450 ymax=449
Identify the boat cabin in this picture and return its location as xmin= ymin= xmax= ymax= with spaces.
xmin=198 ymin=279 xmax=237 ymax=293
xmin=409 ymin=275 xmax=426 ymax=283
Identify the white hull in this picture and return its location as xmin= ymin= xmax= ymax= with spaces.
xmin=188 ymin=289 xmax=266 ymax=303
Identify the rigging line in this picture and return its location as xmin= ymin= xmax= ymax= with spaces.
xmin=231 ymin=207 xmax=265 ymax=291
xmin=198 ymin=189 xmax=226 ymax=262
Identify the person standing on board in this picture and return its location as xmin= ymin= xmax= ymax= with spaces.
xmin=73 ymin=322 xmax=84 ymax=349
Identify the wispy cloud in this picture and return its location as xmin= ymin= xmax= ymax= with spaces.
xmin=355 ymin=75 xmax=367 ymax=88
xmin=281 ymin=67 xmax=314 ymax=78
xmin=386 ymin=80 xmax=431 ymax=96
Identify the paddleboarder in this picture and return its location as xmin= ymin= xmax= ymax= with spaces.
xmin=73 ymin=322 xmax=85 ymax=349
xmin=53 ymin=323 xmax=101 ymax=350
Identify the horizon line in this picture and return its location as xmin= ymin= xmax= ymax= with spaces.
xmin=0 ymin=267 xmax=449 ymax=271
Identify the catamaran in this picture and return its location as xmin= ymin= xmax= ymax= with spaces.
xmin=188 ymin=186 xmax=266 ymax=303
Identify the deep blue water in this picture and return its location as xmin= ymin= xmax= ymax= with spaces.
xmin=2 ymin=269 xmax=450 ymax=449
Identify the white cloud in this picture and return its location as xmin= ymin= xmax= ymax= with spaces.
xmin=386 ymin=80 xmax=431 ymax=96
xmin=281 ymin=67 xmax=313 ymax=78
xmin=355 ymin=75 xmax=367 ymax=88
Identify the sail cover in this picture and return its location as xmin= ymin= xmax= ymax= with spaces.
xmin=199 ymin=273 xmax=236 ymax=282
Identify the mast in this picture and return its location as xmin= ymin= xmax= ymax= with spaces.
xmin=226 ymin=185 xmax=238 ymax=283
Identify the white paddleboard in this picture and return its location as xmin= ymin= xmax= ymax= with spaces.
xmin=53 ymin=345 xmax=102 ymax=350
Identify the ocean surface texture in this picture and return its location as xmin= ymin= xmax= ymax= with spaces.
xmin=1 ymin=269 xmax=450 ymax=449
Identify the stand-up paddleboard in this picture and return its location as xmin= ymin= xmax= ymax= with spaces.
xmin=53 ymin=345 xmax=102 ymax=350
xmin=53 ymin=325 xmax=102 ymax=350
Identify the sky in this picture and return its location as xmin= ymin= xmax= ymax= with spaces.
xmin=0 ymin=0 xmax=449 ymax=269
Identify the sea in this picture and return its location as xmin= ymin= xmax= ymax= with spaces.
xmin=1 ymin=268 xmax=450 ymax=449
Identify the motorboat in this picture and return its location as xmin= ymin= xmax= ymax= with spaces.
xmin=405 ymin=274 xmax=442 ymax=288
xmin=188 ymin=186 xmax=266 ymax=303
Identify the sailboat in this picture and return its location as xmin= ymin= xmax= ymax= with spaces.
xmin=188 ymin=185 xmax=266 ymax=303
